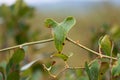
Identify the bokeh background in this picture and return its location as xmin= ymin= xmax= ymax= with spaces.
xmin=0 ymin=0 xmax=120 ymax=80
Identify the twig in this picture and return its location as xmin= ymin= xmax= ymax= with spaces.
xmin=55 ymin=58 xmax=97 ymax=78
xmin=66 ymin=37 xmax=117 ymax=60
xmin=0 ymin=38 xmax=53 ymax=52
xmin=42 ymin=64 xmax=56 ymax=78
xmin=42 ymin=56 xmax=105 ymax=79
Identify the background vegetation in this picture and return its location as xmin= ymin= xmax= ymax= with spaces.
xmin=0 ymin=0 xmax=120 ymax=80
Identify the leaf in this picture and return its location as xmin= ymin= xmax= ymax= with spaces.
xmin=30 ymin=70 xmax=42 ymax=80
xmin=12 ymin=0 xmax=34 ymax=18
xmin=110 ymin=24 xmax=120 ymax=41
xmin=45 ymin=17 xmax=76 ymax=53
xmin=6 ymin=49 xmax=25 ymax=77
xmin=85 ymin=63 xmax=92 ymax=80
xmin=44 ymin=19 xmax=58 ymax=28
xmin=85 ymin=60 xmax=100 ymax=80
xmin=0 ymin=73 xmax=3 ymax=80
xmin=99 ymin=35 xmax=112 ymax=56
xmin=0 ymin=5 xmax=12 ymax=19
xmin=0 ymin=67 xmax=5 ymax=80
xmin=99 ymin=59 xmax=109 ymax=79
xmin=21 ymin=58 xmax=40 ymax=71
xmin=112 ymin=58 xmax=120 ymax=76
xmin=51 ymin=53 xmax=68 ymax=61
xmin=7 ymin=72 xmax=19 ymax=80
xmin=11 ymin=48 xmax=25 ymax=64
xmin=53 ymin=26 xmax=66 ymax=53
xmin=14 ymin=0 xmax=23 ymax=16
xmin=61 ymin=17 xmax=76 ymax=33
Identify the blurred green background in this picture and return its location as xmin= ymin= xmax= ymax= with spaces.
xmin=0 ymin=0 xmax=120 ymax=66
xmin=0 ymin=0 xmax=120 ymax=79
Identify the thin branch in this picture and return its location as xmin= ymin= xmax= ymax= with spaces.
xmin=66 ymin=37 xmax=117 ymax=60
xmin=42 ymin=64 xmax=56 ymax=78
xmin=43 ymin=56 xmax=106 ymax=79
xmin=55 ymin=66 xmax=84 ymax=78
xmin=0 ymin=38 xmax=54 ymax=52
xmin=0 ymin=37 xmax=117 ymax=60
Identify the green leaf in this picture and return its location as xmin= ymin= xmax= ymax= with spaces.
xmin=61 ymin=17 xmax=76 ymax=33
xmin=44 ymin=19 xmax=58 ymax=28
xmin=54 ymin=26 xmax=66 ymax=52
xmin=99 ymin=35 xmax=112 ymax=56
xmin=6 ymin=49 xmax=25 ymax=77
xmin=99 ymin=59 xmax=109 ymax=79
xmin=0 ymin=73 xmax=3 ymax=80
xmin=85 ymin=60 xmax=100 ymax=80
xmin=0 ymin=5 xmax=12 ymax=19
xmin=52 ymin=53 xmax=68 ymax=61
xmin=110 ymin=24 xmax=120 ymax=41
xmin=7 ymin=72 xmax=19 ymax=80
xmin=0 ymin=67 xmax=5 ymax=80
xmin=112 ymin=58 xmax=120 ymax=76
xmin=85 ymin=63 xmax=92 ymax=80
xmin=45 ymin=17 xmax=76 ymax=53
xmin=11 ymin=48 xmax=25 ymax=64
xmin=14 ymin=0 xmax=23 ymax=16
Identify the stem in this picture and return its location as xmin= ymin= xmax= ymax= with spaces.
xmin=42 ymin=64 xmax=56 ymax=78
xmin=66 ymin=37 xmax=117 ymax=60
xmin=0 ymin=38 xmax=53 ymax=52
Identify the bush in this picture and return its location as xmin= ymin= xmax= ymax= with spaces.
xmin=0 ymin=0 xmax=120 ymax=80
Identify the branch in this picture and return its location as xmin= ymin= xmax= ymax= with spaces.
xmin=49 ymin=58 xmax=98 ymax=78
xmin=66 ymin=37 xmax=117 ymax=60
xmin=0 ymin=37 xmax=117 ymax=60
xmin=0 ymin=38 xmax=54 ymax=52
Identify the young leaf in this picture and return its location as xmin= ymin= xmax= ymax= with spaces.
xmin=51 ymin=53 xmax=68 ymax=61
xmin=112 ymin=58 xmax=120 ymax=76
xmin=99 ymin=35 xmax=112 ymax=56
xmin=85 ymin=60 xmax=100 ymax=80
xmin=45 ymin=17 xmax=76 ymax=53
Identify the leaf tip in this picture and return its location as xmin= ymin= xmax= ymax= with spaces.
xmin=44 ymin=18 xmax=57 ymax=28
xmin=66 ymin=16 xmax=76 ymax=23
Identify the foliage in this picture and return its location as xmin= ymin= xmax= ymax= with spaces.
xmin=99 ymin=35 xmax=112 ymax=56
xmin=85 ymin=60 xmax=100 ymax=80
xmin=0 ymin=0 xmax=38 ymax=45
xmin=91 ymin=24 xmax=120 ymax=56
xmin=0 ymin=1 xmax=120 ymax=80
xmin=45 ymin=17 xmax=76 ymax=53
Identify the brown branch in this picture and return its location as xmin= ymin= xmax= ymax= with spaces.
xmin=0 ymin=38 xmax=54 ymax=52
xmin=0 ymin=37 xmax=117 ymax=61
xmin=66 ymin=37 xmax=117 ymax=60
